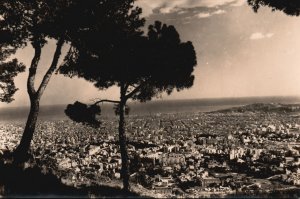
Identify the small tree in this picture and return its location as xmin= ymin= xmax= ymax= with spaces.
xmin=65 ymin=101 xmax=101 ymax=127
xmin=0 ymin=0 xmax=143 ymax=162
xmin=60 ymin=21 xmax=197 ymax=191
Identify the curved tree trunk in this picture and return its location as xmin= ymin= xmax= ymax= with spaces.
xmin=119 ymin=84 xmax=130 ymax=192
xmin=13 ymin=40 xmax=42 ymax=163
xmin=13 ymin=37 xmax=65 ymax=163
xmin=13 ymin=97 xmax=40 ymax=162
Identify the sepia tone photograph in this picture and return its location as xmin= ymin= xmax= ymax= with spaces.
xmin=1 ymin=0 xmax=300 ymax=198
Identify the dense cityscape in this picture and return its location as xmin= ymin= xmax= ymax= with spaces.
xmin=2 ymin=0 xmax=300 ymax=198
xmin=1 ymin=104 xmax=300 ymax=197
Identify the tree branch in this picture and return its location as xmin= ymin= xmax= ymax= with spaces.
xmin=36 ymin=37 xmax=65 ymax=98
xmin=27 ymin=42 xmax=42 ymax=98
xmin=125 ymin=84 xmax=137 ymax=94
xmin=125 ymin=80 xmax=148 ymax=100
xmin=93 ymin=99 xmax=120 ymax=105
xmin=124 ymin=83 xmax=130 ymax=93
xmin=57 ymin=45 xmax=73 ymax=70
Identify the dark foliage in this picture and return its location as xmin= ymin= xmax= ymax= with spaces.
xmin=248 ymin=0 xmax=300 ymax=16
xmin=0 ymin=0 xmax=144 ymax=160
xmin=0 ymin=159 xmax=145 ymax=198
xmin=0 ymin=0 xmax=143 ymax=46
xmin=0 ymin=23 xmax=25 ymax=103
xmin=0 ymin=59 xmax=25 ymax=103
xmin=129 ymin=153 xmax=142 ymax=173
xmin=65 ymin=101 xmax=101 ymax=127
xmin=59 ymin=21 xmax=196 ymax=102
xmin=127 ymin=141 xmax=158 ymax=149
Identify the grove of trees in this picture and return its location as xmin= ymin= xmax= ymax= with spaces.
xmin=1 ymin=0 xmax=197 ymax=193
xmin=0 ymin=0 xmax=143 ymax=163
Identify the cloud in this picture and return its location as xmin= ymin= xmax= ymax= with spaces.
xmin=196 ymin=12 xmax=212 ymax=18
xmin=160 ymin=7 xmax=181 ymax=14
xmin=135 ymin=0 xmax=245 ymax=17
xmin=213 ymin=9 xmax=226 ymax=15
xmin=178 ymin=10 xmax=188 ymax=15
xmin=195 ymin=9 xmax=226 ymax=18
xmin=250 ymin=32 xmax=274 ymax=40
xmin=231 ymin=0 xmax=246 ymax=7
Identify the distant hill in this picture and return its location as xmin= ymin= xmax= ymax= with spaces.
xmin=1 ymin=96 xmax=300 ymax=122
xmin=214 ymin=103 xmax=300 ymax=113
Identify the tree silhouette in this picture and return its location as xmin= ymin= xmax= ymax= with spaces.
xmin=60 ymin=21 xmax=197 ymax=191
xmin=0 ymin=50 xmax=25 ymax=103
xmin=0 ymin=27 xmax=25 ymax=103
xmin=0 ymin=59 xmax=25 ymax=103
xmin=0 ymin=0 xmax=143 ymax=163
xmin=248 ymin=0 xmax=300 ymax=15
xmin=65 ymin=101 xmax=101 ymax=127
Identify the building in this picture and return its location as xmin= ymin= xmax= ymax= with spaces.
xmin=159 ymin=153 xmax=186 ymax=166
xmin=200 ymin=177 xmax=221 ymax=188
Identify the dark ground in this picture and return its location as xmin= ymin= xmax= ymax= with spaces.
xmin=0 ymin=152 xmax=146 ymax=198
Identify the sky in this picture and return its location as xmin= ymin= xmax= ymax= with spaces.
xmin=3 ymin=0 xmax=300 ymax=107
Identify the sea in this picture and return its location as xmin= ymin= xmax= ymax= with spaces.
xmin=1 ymin=96 xmax=300 ymax=123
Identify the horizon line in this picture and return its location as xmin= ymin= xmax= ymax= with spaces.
xmin=1 ymin=95 xmax=300 ymax=109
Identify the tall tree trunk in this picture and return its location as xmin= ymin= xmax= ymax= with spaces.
xmin=13 ymin=40 xmax=42 ymax=163
xmin=13 ymin=97 xmax=40 ymax=162
xmin=13 ymin=37 xmax=65 ymax=163
xmin=119 ymin=84 xmax=130 ymax=192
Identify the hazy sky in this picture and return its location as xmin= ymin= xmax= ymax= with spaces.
xmin=3 ymin=0 xmax=300 ymax=107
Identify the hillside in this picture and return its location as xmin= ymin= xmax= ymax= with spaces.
xmin=214 ymin=103 xmax=300 ymax=113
